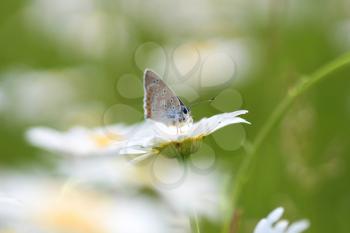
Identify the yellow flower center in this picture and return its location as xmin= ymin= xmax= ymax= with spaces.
xmin=157 ymin=136 xmax=204 ymax=159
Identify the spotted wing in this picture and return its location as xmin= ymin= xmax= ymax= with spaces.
xmin=143 ymin=69 xmax=183 ymax=125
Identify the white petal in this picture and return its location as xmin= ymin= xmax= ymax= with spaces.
xmin=26 ymin=124 xmax=137 ymax=157
xmin=129 ymin=153 xmax=155 ymax=163
xmin=123 ymin=110 xmax=250 ymax=150
xmin=286 ymin=220 xmax=310 ymax=233
xmin=254 ymin=208 xmax=310 ymax=233
xmin=254 ymin=219 xmax=271 ymax=233
xmin=132 ymin=120 xmax=190 ymax=146
xmin=0 ymin=194 xmax=22 ymax=207
xmin=26 ymin=127 xmax=63 ymax=152
xmin=0 ymin=191 xmax=27 ymax=222
xmin=190 ymin=110 xmax=250 ymax=137
xmin=275 ymin=220 xmax=289 ymax=232
xmin=267 ymin=207 xmax=284 ymax=224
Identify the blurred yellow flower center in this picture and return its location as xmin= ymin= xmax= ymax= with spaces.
xmin=90 ymin=133 xmax=123 ymax=148
xmin=38 ymin=190 xmax=107 ymax=233
xmin=42 ymin=211 xmax=103 ymax=233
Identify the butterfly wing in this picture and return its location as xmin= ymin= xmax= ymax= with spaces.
xmin=143 ymin=69 xmax=192 ymax=126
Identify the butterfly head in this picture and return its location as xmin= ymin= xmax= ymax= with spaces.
xmin=176 ymin=100 xmax=193 ymax=126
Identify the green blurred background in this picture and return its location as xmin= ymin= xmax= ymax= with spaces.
xmin=0 ymin=0 xmax=350 ymax=232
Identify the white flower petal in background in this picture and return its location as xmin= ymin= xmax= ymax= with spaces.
xmin=56 ymin=157 xmax=145 ymax=191
xmin=254 ymin=207 xmax=310 ymax=233
xmin=26 ymin=124 xmax=137 ymax=157
xmin=155 ymin=167 xmax=223 ymax=221
xmin=109 ymin=198 xmax=170 ymax=233
xmin=0 ymin=193 xmax=23 ymax=223
xmin=267 ymin=207 xmax=284 ymax=224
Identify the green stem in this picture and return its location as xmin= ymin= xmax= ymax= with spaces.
xmin=191 ymin=211 xmax=201 ymax=233
xmin=222 ymin=52 xmax=350 ymax=233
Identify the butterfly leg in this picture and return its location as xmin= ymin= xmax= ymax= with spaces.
xmin=175 ymin=122 xmax=183 ymax=134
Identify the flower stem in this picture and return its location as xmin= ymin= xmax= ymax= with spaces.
xmin=223 ymin=52 xmax=350 ymax=233
xmin=190 ymin=210 xmax=201 ymax=233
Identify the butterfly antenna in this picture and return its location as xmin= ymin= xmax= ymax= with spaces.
xmin=189 ymin=96 xmax=216 ymax=109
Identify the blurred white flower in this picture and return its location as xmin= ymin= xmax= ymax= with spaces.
xmin=0 ymin=193 xmax=23 ymax=222
xmin=154 ymin=167 xmax=223 ymax=221
xmin=254 ymin=207 xmax=310 ymax=233
xmin=120 ymin=0 xmax=272 ymax=36
xmin=56 ymin=157 xmax=148 ymax=191
xmin=0 ymin=160 xmax=224 ymax=231
xmin=25 ymin=0 xmax=108 ymax=58
xmin=0 ymin=69 xmax=77 ymax=124
xmin=0 ymin=173 xmax=170 ymax=233
xmin=25 ymin=0 xmax=133 ymax=59
xmin=332 ymin=19 xmax=350 ymax=52
xmin=0 ymin=68 xmax=106 ymax=127
xmin=172 ymin=39 xmax=252 ymax=86
xmin=120 ymin=0 xmax=216 ymax=35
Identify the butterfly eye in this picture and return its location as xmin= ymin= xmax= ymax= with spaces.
xmin=183 ymin=108 xmax=188 ymax=114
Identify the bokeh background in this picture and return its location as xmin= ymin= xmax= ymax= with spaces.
xmin=1 ymin=0 xmax=350 ymax=233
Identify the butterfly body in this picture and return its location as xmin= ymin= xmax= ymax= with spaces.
xmin=144 ymin=70 xmax=193 ymax=127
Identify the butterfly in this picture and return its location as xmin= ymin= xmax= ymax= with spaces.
xmin=143 ymin=69 xmax=193 ymax=127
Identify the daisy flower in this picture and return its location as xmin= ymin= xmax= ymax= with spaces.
xmin=122 ymin=110 xmax=250 ymax=161
xmin=254 ymin=207 xmax=310 ymax=233
xmin=26 ymin=110 xmax=249 ymax=161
